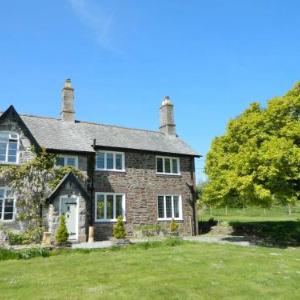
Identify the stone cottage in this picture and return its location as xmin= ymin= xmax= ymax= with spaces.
xmin=0 ymin=79 xmax=199 ymax=242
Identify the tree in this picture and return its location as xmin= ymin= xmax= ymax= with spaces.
xmin=0 ymin=148 xmax=85 ymax=240
xmin=113 ymin=216 xmax=126 ymax=239
xmin=55 ymin=215 xmax=69 ymax=244
xmin=204 ymin=82 xmax=300 ymax=211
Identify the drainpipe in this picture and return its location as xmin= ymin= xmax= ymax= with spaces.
xmin=191 ymin=157 xmax=198 ymax=236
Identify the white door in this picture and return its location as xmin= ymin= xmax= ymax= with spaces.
xmin=60 ymin=196 xmax=78 ymax=240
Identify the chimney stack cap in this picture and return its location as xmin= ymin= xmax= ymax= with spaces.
xmin=161 ymin=96 xmax=172 ymax=106
xmin=64 ymin=78 xmax=73 ymax=89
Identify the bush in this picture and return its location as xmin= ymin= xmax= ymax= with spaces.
xmin=113 ymin=216 xmax=126 ymax=239
xmin=7 ymin=231 xmax=26 ymax=245
xmin=170 ymin=219 xmax=179 ymax=233
xmin=0 ymin=247 xmax=49 ymax=261
xmin=55 ymin=215 xmax=69 ymax=244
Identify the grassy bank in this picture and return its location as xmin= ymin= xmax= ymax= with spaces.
xmin=0 ymin=241 xmax=300 ymax=299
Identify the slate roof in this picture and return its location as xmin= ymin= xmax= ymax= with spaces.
xmin=20 ymin=114 xmax=198 ymax=156
xmin=0 ymin=108 xmax=199 ymax=156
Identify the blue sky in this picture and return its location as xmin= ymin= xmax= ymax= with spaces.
xmin=0 ymin=1 xmax=300 ymax=181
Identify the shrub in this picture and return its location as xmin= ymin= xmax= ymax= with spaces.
xmin=55 ymin=215 xmax=69 ymax=244
xmin=7 ymin=231 xmax=26 ymax=245
xmin=113 ymin=216 xmax=126 ymax=239
xmin=0 ymin=247 xmax=49 ymax=261
xmin=170 ymin=219 xmax=179 ymax=233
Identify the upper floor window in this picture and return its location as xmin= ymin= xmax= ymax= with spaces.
xmin=157 ymin=195 xmax=182 ymax=220
xmin=156 ymin=156 xmax=180 ymax=175
xmin=0 ymin=187 xmax=15 ymax=221
xmin=95 ymin=151 xmax=125 ymax=171
xmin=95 ymin=193 xmax=125 ymax=222
xmin=0 ymin=132 xmax=19 ymax=164
xmin=55 ymin=155 xmax=78 ymax=168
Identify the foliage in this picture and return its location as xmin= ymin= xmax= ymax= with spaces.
xmin=170 ymin=219 xmax=179 ymax=233
xmin=204 ymin=82 xmax=300 ymax=208
xmin=113 ymin=216 xmax=126 ymax=239
xmin=0 ymin=148 xmax=85 ymax=236
xmin=0 ymin=247 xmax=49 ymax=261
xmin=6 ymin=231 xmax=26 ymax=245
xmin=55 ymin=215 xmax=69 ymax=244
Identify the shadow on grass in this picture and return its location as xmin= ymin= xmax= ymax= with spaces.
xmin=198 ymin=219 xmax=300 ymax=248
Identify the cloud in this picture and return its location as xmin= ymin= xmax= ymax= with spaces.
xmin=67 ymin=0 xmax=119 ymax=53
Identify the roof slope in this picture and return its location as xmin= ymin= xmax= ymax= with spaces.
xmin=21 ymin=114 xmax=198 ymax=156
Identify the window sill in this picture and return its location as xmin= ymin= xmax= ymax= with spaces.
xmin=0 ymin=162 xmax=19 ymax=166
xmin=0 ymin=219 xmax=15 ymax=223
xmin=156 ymin=173 xmax=181 ymax=177
xmin=95 ymin=169 xmax=126 ymax=173
xmin=95 ymin=219 xmax=126 ymax=223
xmin=157 ymin=218 xmax=183 ymax=222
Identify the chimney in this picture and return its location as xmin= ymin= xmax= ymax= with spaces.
xmin=60 ymin=79 xmax=75 ymax=122
xmin=159 ymin=96 xmax=176 ymax=136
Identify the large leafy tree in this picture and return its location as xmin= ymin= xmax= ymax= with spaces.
xmin=204 ymin=82 xmax=300 ymax=211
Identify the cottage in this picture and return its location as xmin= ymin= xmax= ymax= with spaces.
xmin=0 ymin=79 xmax=199 ymax=242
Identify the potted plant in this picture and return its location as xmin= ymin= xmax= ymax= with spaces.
xmin=55 ymin=215 xmax=70 ymax=247
xmin=169 ymin=219 xmax=179 ymax=237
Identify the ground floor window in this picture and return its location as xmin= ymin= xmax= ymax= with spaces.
xmin=95 ymin=193 xmax=125 ymax=222
xmin=0 ymin=187 xmax=15 ymax=221
xmin=157 ymin=195 xmax=182 ymax=220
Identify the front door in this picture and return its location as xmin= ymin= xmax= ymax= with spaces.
xmin=60 ymin=196 xmax=78 ymax=240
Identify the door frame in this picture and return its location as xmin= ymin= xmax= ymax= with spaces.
xmin=59 ymin=195 xmax=79 ymax=241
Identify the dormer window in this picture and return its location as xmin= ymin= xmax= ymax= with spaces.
xmin=55 ymin=155 xmax=78 ymax=168
xmin=0 ymin=132 xmax=19 ymax=164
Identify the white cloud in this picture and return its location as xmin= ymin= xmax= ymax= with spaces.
xmin=67 ymin=0 xmax=119 ymax=53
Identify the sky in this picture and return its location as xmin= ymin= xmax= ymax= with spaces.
xmin=0 ymin=0 xmax=300 ymax=182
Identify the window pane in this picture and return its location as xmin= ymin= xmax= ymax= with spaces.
xmin=158 ymin=196 xmax=164 ymax=219
xmin=0 ymin=189 xmax=4 ymax=198
xmin=56 ymin=157 xmax=65 ymax=167
xmin=66 ymin=157 xmax=76 ymax=166
xmin=116 ymin=195 xmax=123 ymax=218
xmin=106 ymin=153 xmax=114 ymax=170
xmin=96 ymin=194 xmax=105 ymax=219
xmin=165 ymin=158 xmax=171 ymax=173
xmin=0 ymin=199 xmax=2 ymax=219
xmin=115 ymin=154 xmax=123 ymax=170
xmin=157 ymin=158 xmax=163 ymax=173
xmin=166 ymin=196 xmax=172 ymax=218
xmin=96 ymin=153 xmax=105 ymax=169
xmin=172 ymin=159 xmax=179 ymax=174
xmin=106 ymin=195 xmax=114 ymax=219
xmin=173 ymin=196 xmax=179 ymax=218
xmin=4 ymin=199 xmax=14 ymax=220
xmin=0 ymin=142 xmax=7 ymax=161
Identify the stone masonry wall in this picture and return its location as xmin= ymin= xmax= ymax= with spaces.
xmin=0 ymin=116 xmax=36 ymax=235
xmin=93 ymin=152 xmax=195 ymax=240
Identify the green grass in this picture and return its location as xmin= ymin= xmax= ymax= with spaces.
xmin=199 ymin=205 xmax=300 ymax=222
xmin=198 ymin=206 xmax=300 ymax=247
xmin=0 ymin=241 xmax=300 ymax=299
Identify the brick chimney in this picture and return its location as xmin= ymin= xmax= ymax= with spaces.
xmin=60 ymin=79 xmax=75 ymax=122
xmin=159 ymin=96 xmax=176 ymax=135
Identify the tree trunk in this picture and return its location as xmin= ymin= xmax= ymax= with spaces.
xmin=288 ymin=204 xmax=292 ymax=215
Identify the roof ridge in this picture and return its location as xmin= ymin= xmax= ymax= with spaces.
xmin=21 ymin=113 xmax=165 ymax=135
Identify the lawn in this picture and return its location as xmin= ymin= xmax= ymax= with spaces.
xmin=198 ymin=206 xmax=300 ymax=247
xmin=0 ymin=241 xmax=300 ymax=299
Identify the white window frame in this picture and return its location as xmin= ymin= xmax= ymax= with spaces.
xmin=157 ymin=195 xmax=183 ymax=221
xmin=95 ymin=151 xmax=125 ymax=172
xmin=0 ymin=187 xmax=16 ymax=222
xmin=156 ymin=156 xmax=181 ymax=175
xmin=0 ymin=132 xmax=19 ymax=164
xmin=55 ymin=155 xmax=78 ymax=168
xmin=95 ymin=192 xmax=126 ymax=222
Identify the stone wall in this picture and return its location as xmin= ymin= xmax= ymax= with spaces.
xmin=0 ymin=115 xmax=36 ymax=234
xmin=93 ymin=151 xmax=195 ymax=240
